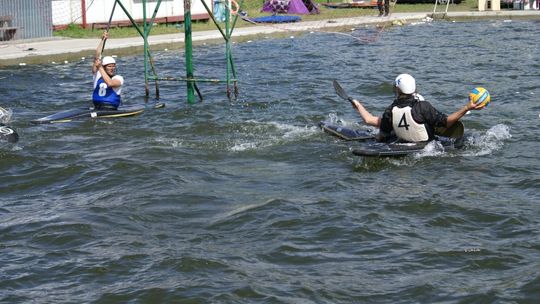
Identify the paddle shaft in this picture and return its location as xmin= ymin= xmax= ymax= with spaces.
xmin=101 ymin=0 xmax=117 ymax=54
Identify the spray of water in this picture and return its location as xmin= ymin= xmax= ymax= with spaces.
xmin=463 ymin=124 xmax=511 ymax=156
xmin=0 ymin=106 xmax=13 ymax=124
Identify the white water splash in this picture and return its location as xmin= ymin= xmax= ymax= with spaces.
xmin=155 ymin=137 xmax=185 ymax=149
xmin=0 ymin=107 xmax=12 ymax=124
xmin=324 ymin=113 xmax=373 ymax=131
xmin=413 ymin=124 xmax=511 ymax=159
xmin=154 ymin=121 xmax=320 ymax=152
xmin=414 ymin=141 xmax=447 ymax=158
xmin=230 ymin=142 xmax=259 ymax=151
xmin=230 ymin=121 xmax=319 ymax=152
xmin=462 ymin=124 xmax=511 ymax=156
xmin=327 ymin=112 xmax=342 ymax=125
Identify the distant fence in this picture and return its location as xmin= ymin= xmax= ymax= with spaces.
xmin=53 ymin=0 xmax=211 ymax=30
xmin=0 ymin=0 xmax=212 ymax=41
xmin=0 ymin=0 xmax=53 ymax=41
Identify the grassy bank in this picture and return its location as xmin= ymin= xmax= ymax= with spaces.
xmin=54 ymin=0 xmax=479 ymax=38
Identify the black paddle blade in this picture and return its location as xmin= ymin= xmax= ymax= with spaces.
xmin=333 ymin=80 xmax=353 ymax=103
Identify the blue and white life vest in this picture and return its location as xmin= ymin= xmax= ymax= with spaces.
xmin=92 ymin=71 xmax=123 ymax=108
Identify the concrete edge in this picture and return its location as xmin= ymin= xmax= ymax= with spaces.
xmin=1 ymin=11 xmax=539 ymax=67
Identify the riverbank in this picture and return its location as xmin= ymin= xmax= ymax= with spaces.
xmin=1 ymin=10 xmax=539 ymax=67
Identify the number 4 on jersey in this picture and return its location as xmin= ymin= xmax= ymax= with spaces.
xmin=398 ymin=113 xmax=410 ymax=130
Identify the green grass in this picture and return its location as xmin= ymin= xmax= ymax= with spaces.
xmin=53 ymin=0 xmax=478 ymax=39
xmin=53 ymin=22 xmax=186 ymax=39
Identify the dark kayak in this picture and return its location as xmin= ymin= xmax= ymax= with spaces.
xmin=351 ymin=137 xmax=463 ymax=157
xmin=319 ymin=121 xmax=375 ymax=141
xmin=319 ymin=120 xmax=465 ymax=157
xmin=31 ymin=105 xmax=145 ymax=124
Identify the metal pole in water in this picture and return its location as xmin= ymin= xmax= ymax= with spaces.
xmin=184 ymin=0 xmax=196 ymax=104
xmin=224 ymin=0 xmax=232 ymax=99
xmin=143 ymin=0 xmax=150 ymax=97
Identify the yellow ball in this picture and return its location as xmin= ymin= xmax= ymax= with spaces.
xmin=469 ymin=87 xmax=491 ymax=109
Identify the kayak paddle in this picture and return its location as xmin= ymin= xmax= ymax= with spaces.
xmin=333 ymin=80 xmax=355 ymax=104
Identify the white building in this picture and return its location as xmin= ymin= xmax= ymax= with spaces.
xmin=52 ymin=0 xmax=211 ymax=29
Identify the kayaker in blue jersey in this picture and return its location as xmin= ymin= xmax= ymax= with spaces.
xmin=92 ymin=31 xmax=124 ymax=110
xmin=350 ymin=73 xmax=484 ymax=142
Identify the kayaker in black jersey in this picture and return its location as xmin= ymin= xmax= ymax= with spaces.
xmin=350 ymin=73 xmax=484 ymax=142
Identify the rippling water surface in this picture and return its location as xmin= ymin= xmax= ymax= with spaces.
xmin=1 ymin=20 xmax=539 ymax=303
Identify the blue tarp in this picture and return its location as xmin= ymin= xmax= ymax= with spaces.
xmin=250 ymin=15 xmax=301 ymax=23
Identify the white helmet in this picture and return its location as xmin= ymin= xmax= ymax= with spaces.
xmin=102 ymin=56 xmax=116 ymax=66
xmin=395 ymin=74 xmax=416 ymax=94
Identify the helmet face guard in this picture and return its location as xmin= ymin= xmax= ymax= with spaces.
xmin=395 ymin=74 xmax=416 ymax=95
